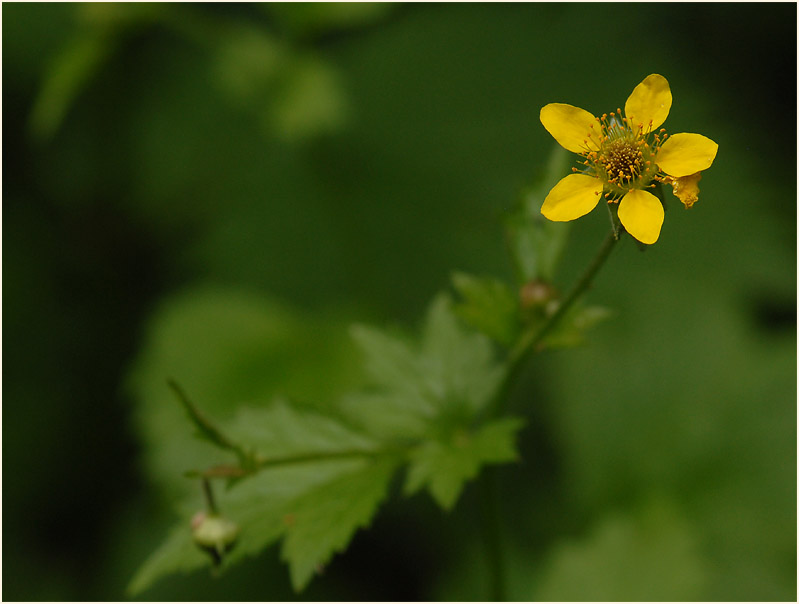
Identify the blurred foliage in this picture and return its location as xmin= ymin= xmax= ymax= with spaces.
xmin=3 ymin=2 xmax=796 ymax=601
xmin=127 ymin=293 xmax=524 ymax=594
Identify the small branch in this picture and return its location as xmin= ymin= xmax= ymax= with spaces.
xmin=512 ymin=230 xmax=618 ymax=362
xmin=251 ymin=448 xmax=395 ymax=470
xmin=201 ymin=477 xmax=218 ymax=515
xmin=186 ymin=448 xmax=406 ymax=484
xmin=170 ymin=379 xmax=410 ymax=483
xmin=487 ymin=230 xmax=620 ymax=419
xmin=167 ymin=379 xmax=250 ymax=465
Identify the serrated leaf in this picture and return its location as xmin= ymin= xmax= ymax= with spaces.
xmin=404 ymin=417 xmax=524 ymax=510
xmin=419 ymin=296 xmax=505 ymax=418
xmin=130 ymin=294 xmax=516 ymax=593
xmin=343 ymin=296 xmax=503 ymax=440
xmin=130 ymin=457 xmax=365 ymax=595
xmin=280 ymin=457 xmax=398 ymax=591
xmin=451 ymin=272 xmax=520 ymax=344
xmin=128 ymin=521 xmax=209 ymax=596
xmin=130 ymin=396 xmax=397 ymax=595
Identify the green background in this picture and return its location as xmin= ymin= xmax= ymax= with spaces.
xmin=3 ymin=2 xmax=795 ymax=600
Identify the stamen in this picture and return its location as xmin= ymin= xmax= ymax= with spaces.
xmin=582 ymin=100 xmax=667 ymax=196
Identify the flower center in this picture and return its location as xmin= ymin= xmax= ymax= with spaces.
xmin=602 ymin=138 xmax=643 ymax=182
xmin=579 ymin=108 xmax=667 ymax=199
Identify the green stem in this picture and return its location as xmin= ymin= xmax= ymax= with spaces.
xmin=168 ymin=379 xmax=246 ymax=459
xmin=475 ymin=231 xmax=619 ymax=599
xmin=187 ymin=447 xmax=410 ymax=483
xmin=479 ymin=468 xmax=507 ymax=601
xmin=251 ymin=448 xmax=398 ymax=471
xmin=201 ymin=477 xmax=219 ymax=515
xmin=488 ymin=230 xmax=620 ymax=419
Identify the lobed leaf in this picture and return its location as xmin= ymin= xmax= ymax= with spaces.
xmin=418 ymin=296 xmax=505 ymax=419
xmin=404 ymin=417 xmax=525 ymax=510
xmin=130 ymin=450 xmax=395 ymax=595
xmin=344 ymin=296 xmax=504 ymax=440
xmin=131 ymin=294 xmax=521 ymax=593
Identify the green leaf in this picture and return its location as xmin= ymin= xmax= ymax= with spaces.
xmin=541 ymin=304 xmax=613 ymax=349
xmin=506 ymin=144 xmax=573 ymax=284
xmin=280 ymin=457 xmax=397 ymax=591
xmin=419 ymin=296 xmax=505 ymax=418
xmin=451 ymin=272 xmax=521 ymax=344
xmin=342 ymin=295 xmax=504 ymax=440
xmin=28 ymin=3 xmax=166 ymax=142
xmin=130 ymin=294 xmax=516 ymax=592
xmin=168 ymin=379 xmax=248 ymax=461
xmin=128 ymin=521 xmax=209 ymax=596
xmin=225 ymin=398 xmax=380 ymax=460
xmin=130 ymin=398 xmax=399 ymax=595
xmin=130 ymin=458 xmax=364 ymax=595
xmin=125 ymin=286 xmax=361 ymax=498
xmin=404 ymin=417 xmax=524 ymax=510
xmin=28 ymin=30 xmax=117 ymax=141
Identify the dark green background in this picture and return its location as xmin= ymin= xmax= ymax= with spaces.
xmin=3 ymin=3 xmax=796 ymax=600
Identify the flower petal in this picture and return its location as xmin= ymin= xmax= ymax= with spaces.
xmin=541 ymin=174 xmax=602 ymax=222
xmin=666 ymin=172 xmax=702 ymax=208
xmin=540 ymin=103 xmax=599 ymax=154
xmin=657 ymin=133 xmax=718 ymax=177
xmin=624 ymin=74 xmax=672 ymax=131
xmin=617 ymin=189 xmax=664 ymax=244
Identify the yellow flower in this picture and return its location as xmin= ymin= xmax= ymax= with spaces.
xmin=539 ymin=74 xmax=718 ymax=244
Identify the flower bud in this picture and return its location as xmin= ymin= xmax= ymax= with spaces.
xmin=191 ymin=511 xmax=240 ymax=562
xmin=520 ymin=280 xmax=557 ymax=312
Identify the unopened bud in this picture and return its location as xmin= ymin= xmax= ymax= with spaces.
xmin=191 ymin=511 xmax=240 ymax=562
xmin=520 ymin=280 xmax=556 ymax=311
